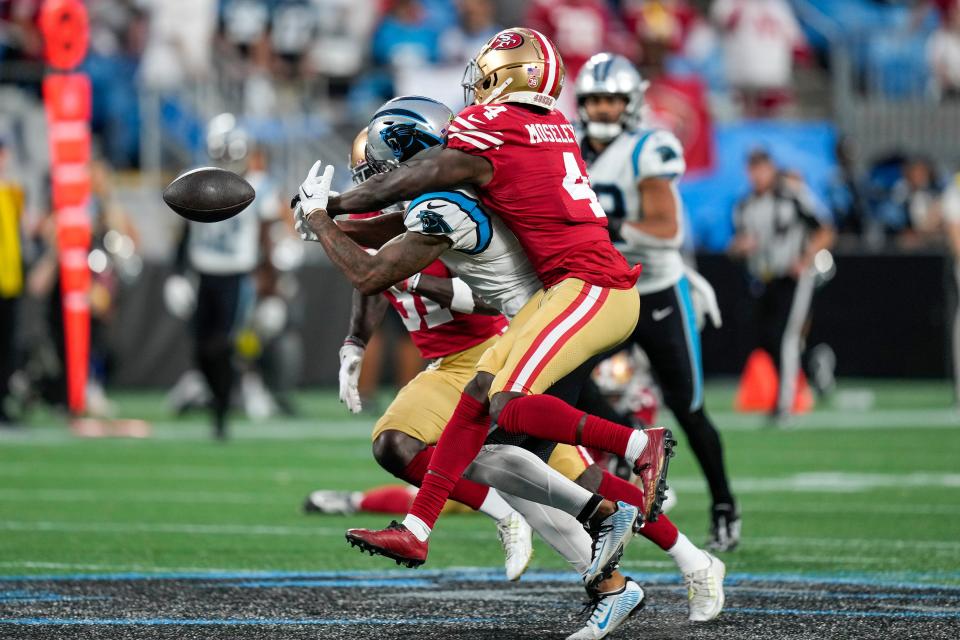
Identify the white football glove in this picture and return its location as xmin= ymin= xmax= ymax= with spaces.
xmin=299 ymin=160 xmax=335 ymax=215
xmin=163 ymin=274 xmax=197 ymax=320
xmin=684 ymin=265 xmax=722 ymax=330
xmin=338 ymin=343 xmax=364 ymax=414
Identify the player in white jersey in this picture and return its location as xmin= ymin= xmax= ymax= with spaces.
xmin=576 ymin=53 xmax=740 ymax=552
xmin=172 ymin=145 xmax=280 ymax=439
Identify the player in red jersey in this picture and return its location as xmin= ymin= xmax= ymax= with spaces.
xmin=300 ymin=29 xmax=675 ymax=571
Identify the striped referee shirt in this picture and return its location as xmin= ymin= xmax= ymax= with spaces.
xmin=734 ymin=182 xmax=825 ymax=282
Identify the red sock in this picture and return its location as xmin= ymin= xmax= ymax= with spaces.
xmin=639 ymin=514 xmax=680 ymax=550
xmin=597 ymin=470 xmax=679 ymax=549
xmin=401 ymin=445 xmax=489 ymax=511
xmin=497 ymin=394 xmax=633 ymax=456
xmin=408 ymin=393 xmax=491 ymax=528
xmin=359 ymin=485 xmax=415 ymax=514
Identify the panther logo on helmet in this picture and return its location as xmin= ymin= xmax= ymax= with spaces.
xmin=380 ymin=123 xmax=442 ymax=163
xmin=491 ymin=31 xmax=523 ymax=50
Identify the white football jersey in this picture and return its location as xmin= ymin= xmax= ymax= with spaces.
xmin=403 ymin=189 xmax=542 ymax=319
xmin=188 ymin=170 xmax=280 ymax=275
xmin=585 ymin=128 xmax=687 ymax=295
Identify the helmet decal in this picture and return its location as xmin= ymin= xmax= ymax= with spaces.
xmin=525 ymin=65 xmax=541 ymax=88
xmin=490 ymin=31 xmax=523 ymax=50
xmin=379 ymin=123 xmax=442 ymax=162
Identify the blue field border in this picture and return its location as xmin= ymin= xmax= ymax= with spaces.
xmin=0 ymin=616 xmax=500 ymax=626
xmin=2 ymin=568 xmax=959 ymax=591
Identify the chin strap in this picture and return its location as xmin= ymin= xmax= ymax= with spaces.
xmin=481 ymin=77 xmax=514 ymax=105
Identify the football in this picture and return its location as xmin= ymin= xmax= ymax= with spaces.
xmin=162 ymin=166 xmax=256 ymax=223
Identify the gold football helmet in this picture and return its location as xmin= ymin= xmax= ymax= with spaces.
xmin=462 ymin=27 xmax=565 ymax=111
xmin=349 ymin=128 xmax=375 ymax=185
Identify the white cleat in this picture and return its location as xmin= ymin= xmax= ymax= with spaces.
xmin=497 ymin=511 xmax=533 ymax=581
xmin=685 ymin=552 xmax=726 ymax=622
xmin=302 ymin=490 xmax=360 ymax=515
xmin=585 ymin=502 xmax=639 ymax=588
xmin=566 ymin=578 xmax=645 ymax=639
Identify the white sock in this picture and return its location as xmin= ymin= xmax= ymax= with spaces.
xmin=624 ymin=430 xmax=649 ymax=466
xmin=402 ymin=514 xmax=431 ymax=542
xmin=478 ymin=489 xmax=513 ymax=522
xmin=667 ymin=533 xmax=711 ymax=574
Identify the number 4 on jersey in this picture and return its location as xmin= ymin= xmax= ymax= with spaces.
xmin=562 ymin=151 xmax=606 ymax=218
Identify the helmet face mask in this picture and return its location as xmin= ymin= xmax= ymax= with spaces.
xmin=364 ymin=96 xmax=453 ymax=175
xmin=575 ymin=53 xmax=649 ymax=142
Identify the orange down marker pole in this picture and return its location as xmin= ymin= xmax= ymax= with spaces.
xmin=40 ymin=0 xmax=91 ymax=415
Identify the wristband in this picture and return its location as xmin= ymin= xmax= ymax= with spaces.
xmin=449 ymin=278 xmax=475 ymax=314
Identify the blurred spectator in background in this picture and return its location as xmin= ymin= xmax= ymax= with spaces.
xmin=940 ymin=169 xmax=960 ymax=404
xmin=86 ymin=1 xmax=148 ymax=168
xmin=0 ymin=140 xmax=25 ymax=427
xmin=622 ymin=0 xmax=699 ymax=76
xmin=307 ymin=0 xmax=377 ymax=86
xmin=928 ymin=0 xmax=960 ymax=99
xmin=881 ymin=156 xmax=943 ymax=247
xmin=728 ymin=148 xmax=835 ymax=423
xmin=526 ymin=0 xmax=636 ymax=113
xmin=710 ymin=0 xmax=808 ymax=117
xmin=440 ymin=0 xmax=501 ymax=66
xmin=139 ymin=0 xmax=217 ymax=91
xmin=0 ymin=0 xmax=43 ymax=68
xmin=372 ymin=0 xmax=443 ymax=69
xmin=86 ymin=159 xmax=141 ymax=417
xmin=827 ymin=135 xmax=869 ymax=238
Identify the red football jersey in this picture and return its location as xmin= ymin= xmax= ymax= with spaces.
xmin=348 ymin=213 xmax=507 ymax=360
xmin=446 ymin=103 xmax=640 ymax=289
xmin=381 ymin=260 xmax=508 ymax=359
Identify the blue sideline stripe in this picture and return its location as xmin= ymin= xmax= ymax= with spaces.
xmin=217 ymin=578 xmax=434 ymax=589
xmin=0 ymin=616 xmax=498 ymax=626
xmin=2 ymin=569 xmax=960 ymax=592
xmin=725 ymin=607 xmax=960 ymax=620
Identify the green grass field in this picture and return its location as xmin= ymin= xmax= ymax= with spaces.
xmin=2 ymin=380 xmax=959 ymax=584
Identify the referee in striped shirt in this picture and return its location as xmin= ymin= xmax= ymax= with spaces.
xmin=729 ymin=149 xmax=835 ymax=421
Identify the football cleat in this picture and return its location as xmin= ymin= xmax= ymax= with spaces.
xmin=585 ymin=501 xmax=639 ymax=589
xmin=303 ymin=490 xmax=359 ymax=515
xmin=684 ymin=552 xmax=726 ymax=622
xmin=497 ymin=511 xmax=533 ymax=581
xmin=632 ymin=427 xmax=676 ymax=522
xmin=707 ymin=503 xmax=741 ymax=552
xmin=567 ymin=578 xmax=645 ymax=639
xmin=345 ymin=521 xmax=427 ymax=568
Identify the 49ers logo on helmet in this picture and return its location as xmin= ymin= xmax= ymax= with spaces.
xmin=490 ymin=31 xmax=523 ymax=50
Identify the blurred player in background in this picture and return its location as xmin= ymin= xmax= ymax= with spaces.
xmin=729 ymin=148 xmax=835 ymax=424
xmin=169 ymin=124 xmax=282 ymax=440
xmin=575 ymin=52 xmax=739 ymax=552
xmin=0 ymin=139 xmax=25 ymax=427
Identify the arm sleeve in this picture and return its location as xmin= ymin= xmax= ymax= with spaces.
xmin=403 ymin=191 xmax=491 ymax=254
xmin=633 ymin=130 xmax=686 ymax=181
